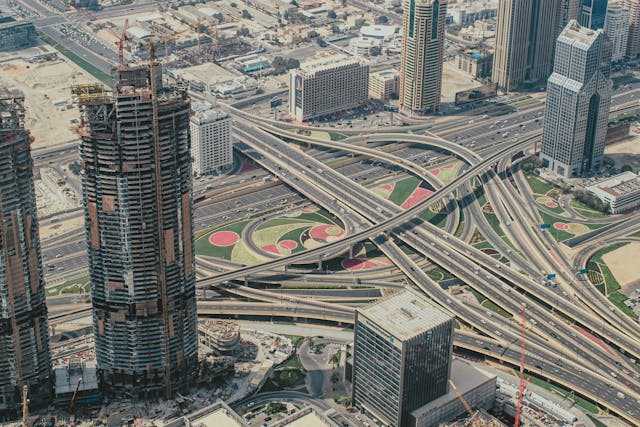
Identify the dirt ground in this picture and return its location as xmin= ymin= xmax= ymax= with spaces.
xmin=441 ymin=61 xmax=483 ymax=103
xmin=602 ymin=242 xmax=640 ymax=294
xmin=0 ymin=57 xmax=98 ymax=149
xmin=605 ymin=134 xmax=640 ymax=171
xmin=39 ymin=215 xmax=84 ymax=241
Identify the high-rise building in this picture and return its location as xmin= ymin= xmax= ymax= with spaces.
xmin=351 ymin=288 xmax=454 ymax=426
xmin=492 ymin=0 xmax=563 ymax=92
xmin=579 ymin=0 xmax=609 ymax=28
xmin=288 ymin=55 xmax=369 ymax=122
xmin=621 ymin=0 xmax=640 ymax=56
xmin=73 ymin=65 xmax=198 ymax=398
xmin=399 ymin=0 xmax=448 ymax=114
xmin=541 ymin=20 xmax=612 ymax=178
xmin=0 ymin=90 xmax=51 ymax=418
xmin=190 ymin=101 xmax=232 ymax=175
xmin=605 ymin=3 xmax=630 ymax=60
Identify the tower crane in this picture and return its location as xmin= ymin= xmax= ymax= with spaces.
xmin=21 ymin=385 xmax=28 ymax=427
xmin=68 ymin=377 xmax=83 ymax=414
xmin=448 ymin=379 xmax=480 ymax=427
xmin=515 ymin=304 xmax=528 ymax=427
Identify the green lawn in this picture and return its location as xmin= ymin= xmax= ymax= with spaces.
xmin=195 ymin=219 xmax=250 ymax=258
xmin=421 ymin=210 xmax=448 ymax=229
xmin=37 ymin=32 xmax=112 ymax=85
xmin=570 ymin=199 xmax=608 ymax=219
xmin=523 ymin=373 xmax=599 ymax=414
xmin=481 ymin=300 xmax=512 ymax=318
xmin=526 ymin=175 xmax=557 ymax=196
xmin=483 ymin=210 xmax=505 ymax=237
xmin=46 ymin=275 xmax=90 ymax=297
xmin=388 ymin=177 xmax=420 ymax=206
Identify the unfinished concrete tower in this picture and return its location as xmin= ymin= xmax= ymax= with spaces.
xmin=73 ymin=64 xmax=197 ymax=399
xmin=0 ymin=90 xmax=51 ymax=419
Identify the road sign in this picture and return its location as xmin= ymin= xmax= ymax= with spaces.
xmin=540 ymin=223 xmax=551 ymax=229
xmin=579 ymin=268 xmax=589 ymax=274
xmin=270 ymin=97 xmax=283 ymax=108
xmin=383 ymin=104 xmax=399 ymax=112
xmin=547 ymin=273 xmax=557 ymax=280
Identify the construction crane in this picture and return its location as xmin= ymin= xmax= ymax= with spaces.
xmin=21 ymin=385 xmax=28 ymax=427
xmin=68 ymin=377 xmax=83 ymax=414
xmin=449 ymin=379 xmax=480 ymax=426
xmin=515 ymin=304 xmax=528 ymax=427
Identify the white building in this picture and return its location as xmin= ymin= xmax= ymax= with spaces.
xmin=288 ymin=55 xmax=369 ymax=122
xmin=448 ymin=1 xmax=498 ymax=25
xmin=369 ymin=69 xmax=400 ymax=101
xmin=350 ymin=37 xmax=382 ymax=56
xmin=190 ymin=101 xmax=232 ymax=175
xmin=586 ymin=171 xmax=640 ymax=213
xmin=359 ymin=25 xmax=398 ymax=41
xmin=605 ymin=3 xmax=630 ymax=61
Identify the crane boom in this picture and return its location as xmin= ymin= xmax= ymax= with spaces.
xmin=21 ymin=385 xmax=28 ymax=427
xmin=448 ymin=379 xmax=478 ymax=426
xmin=515 ymin=304 xmax=527 ymax=427
xmin=69 ymin=377 xmax=83 ymax=414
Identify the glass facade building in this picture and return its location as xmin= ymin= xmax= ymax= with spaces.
xmin=351 ymin=288 xmax=454 ymax=426
xmin=541 ymin=20 xmax=612 ymax=178
xmin=579 ymin=0 xmax=609 ymax=29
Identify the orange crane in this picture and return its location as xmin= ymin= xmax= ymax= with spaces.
xmin=21 ymin=385 xmax=28 ymax=427
xmin=515 ymin=304 xmax=528 ymax=427
xmin=68 ymin=377 xmax=83 ymax=414
xmin=448 ymin=379 xmax=479 ymax=426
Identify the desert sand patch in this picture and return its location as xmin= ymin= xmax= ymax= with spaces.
xmin=602 ymin=242 xmax=640 ymax=293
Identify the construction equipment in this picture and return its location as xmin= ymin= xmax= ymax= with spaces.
xmin=448 ymin=379 xmax=479 ymax=427
xmin=21 ymin=385 xmax=28 ymax=427
xmin=68 ymin=377 xmax=83 ymax=414
xmin=515 ymin=304 xmax=528 ymax=427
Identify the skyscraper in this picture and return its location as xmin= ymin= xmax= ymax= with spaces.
xmin=579 ymin=0 xmax=609 ymax=29
xmin=73 ymin=64 xmax=198 ymax=398
xmin=492 ymin=0 xmax=562 ymax=92
xmin=0 ymin=90 xmax=51 ymax=418
xmin=621 ymin=0 xmax=640 ymax=56
xmin=605 ymin=3 xmax=630 ymax=61
xmin=190 ymin=101 xmax=232 ymax=175
xmin=351 ymin=288 xmax=454 ymax=426
xmin=541 ymin=20 xmax=612 ymax=178
xmin=399 ymin=0 xmax=448 ymax=114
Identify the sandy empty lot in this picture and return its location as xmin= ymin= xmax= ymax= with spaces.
xmin=0 ymin=57 xmax=98 ymax=149
xmin=602 ymin=242 xmax=640 ymax=293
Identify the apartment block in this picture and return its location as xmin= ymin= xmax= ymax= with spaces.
xmin=190 ymin=101 xmax=232 ymax=175
xmin=605 ymin=3 xmax=630 ymax=61
xmin=369 ymin=69 xmax=400 ymax=102
xmin=621 ymin=0 xmax=640 ymax=57
xmin=0 ymin=21 xmax=37 ymax=51
xmin=288 ymin=55 xmax=369 ymax=122
xmin=579 ymin=0 xmax=609 ymax=29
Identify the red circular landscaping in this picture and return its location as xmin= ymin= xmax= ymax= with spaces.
xmin=342 ymin=258 xmax=377 ymax=270
xmin=442 ymin=164 xmax=454 ymax=169
xmin=309 ymin=224 xmax=345 ymax=241
xmin=546 ymin=201 xmax=559 ymax=208
xmin=401 ymin=187 xmax=433 ymax=209
xmin=279 ymin=240 xmax=298 ymax=250
xmin=431 ymin=168 xmax=441 ymax=176
xmin=209 ymin=231 xmax=240 ymax=247
xmin=553 ymin=222 xmax=569 ymax=230
xmin=262 ymin=244 xmax=280 ymax=255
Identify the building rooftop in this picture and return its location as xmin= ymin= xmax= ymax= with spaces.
xmin=586 ymin=171 xmax=640 ymax=197
xmin=410 ymin=359 xmax=496 ymax=418
xmin=360 ymin=25 xmax=398 ymax=39
xmin=371 ymin=69 xmax=399 ymax=81
xmin=561 ymin=20 xmax=600 ymax=45
xmin=191 ymin=408 xmax=244 ymax=427
xmin=357 ymin=287 xmax=453 ymax=341
xmin=298 ymin=54 xmax=367 ymax=75
xmin=54 ymin=360 xmax=99 ymax=395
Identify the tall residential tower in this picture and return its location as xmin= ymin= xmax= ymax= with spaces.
xmin=399 ymin=0 xmax=448 ymax=114
xmin=579 ymin=0 xmax=609 ymax=29
xmin=492 ymin=0 xmax=563 ymax=92
xmin=0 ymin=90 xmax=51 ymax=419
xmin=605 ymin=3 xmax=630 ymax=61
xmin=621 ymin=0 xmax=640 ymax=57
xmin=73 ymin=65 xmax=198 ymax=398
xmin=541 ymin=21 xmax=612 ymax=178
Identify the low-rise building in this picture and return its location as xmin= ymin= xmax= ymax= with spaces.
xmin=350 ymin=37 xmax=382 ymax=56
xmin=457 ymin=50 xmax=493 ymax=79
xmin=289 ymin=54 xmax=369 ymax=122
xmin=198 ymin=320 xmax=241 ymax=355
xmin=369 ymin=69 xmax=400 ymax=101
xmin=165 ymin=401 xmax=247 ymax=427
xmin=448 ymin=1 xmax=498 ymax=25
xmin=586 ymin=171 xmax=640 ymax=213
xmin=0 ymin=20 xmax=37 ymax=51
xmin=190 ymin=101 xmax=232 ymax=175
xmin=359 ymin=25 xmax=398 ymax=41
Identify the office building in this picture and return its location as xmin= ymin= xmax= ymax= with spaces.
xmin=586 ymin=172 xmax=640 ymax=213
xmin=351 ymin=288 xmax=454 ymax=426
xmin=559 ymin=0 xmax=582 ymax=30
xmin=0 ymin=21 xmax=37 ymax=51
xmin=605 ymin=3 xmax=630 ymax=60
xmin=448 ymin=2 xmax=498 ymax=26
xmin=541 ymin=21 xmax=612 ymax=178
xmin=579 ymin=0 xmax=609 ymax=28
xmin=369 ymin=69 xmax=400 ymax=101
xmin=621 ymin=0 xmax=640 ymax=57
xmin=288 ymin=55 xmax=369 ymax=122
xmin=0 ymin=90 xmax=51 ymax=418
xmin=73 ymin=65 xmax=198 ymax=398
xmin=492 ymin=0 xmax=563 ymax=91
xmin=399 ymin=0 xmax=448 ymax=114
xmin=190 ymin=101 xmax=232 ymax=175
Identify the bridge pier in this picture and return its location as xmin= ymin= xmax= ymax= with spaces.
xmin=348 ymin=245 xmax=353 ymax=258
xmin=284 ymin=264 xmax=288 ymax=272
xmin=318 ymin=257 xmax=322 ymax=270
xmin=244 ymin=277 xmax=248 ymax=286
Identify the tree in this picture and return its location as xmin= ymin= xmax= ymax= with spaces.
xmin=369 ymin=45 xmax=381 ymax=56
xmin=375 ymin=15 xmax=388 ymax=24
xmin=621 ymin=164 xmax=634 ymax=172
xmin=327 ymin=10 xmax=337 ymax=19
xmin=241 ymin=9 xmax=252 ymax=19
xmin=286 ymin=58 xmax=299 ymax=69
xmin=236 ymin=26 xmax=250 ymax=37
xmin=230 ymin=2 xmax=237 ymax=7
xmin=315 ymin=37 xmax=327 ymax=47
xmin=331 ymin=24 xmax=341 ymax=34
xmin=69 ymin=161 xmax=82 ymax=176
